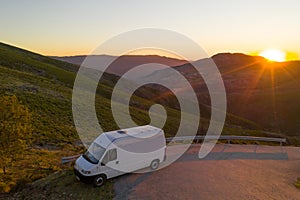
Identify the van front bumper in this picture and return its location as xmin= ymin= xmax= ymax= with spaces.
xmin=74 ymin=168 xmax=95 ymax=183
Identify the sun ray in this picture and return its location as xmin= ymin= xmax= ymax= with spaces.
xmin=222 ymin=59 xmax=265 ymax=76
xmin=240 ymin=65 xmax=267 ymax=105
xmin=279 ymin=64 xmax=300 ymax=87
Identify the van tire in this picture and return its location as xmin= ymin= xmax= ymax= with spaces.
xmin=150 ymin=159 xmax=159 ymax=170
xmin=93 ymin=174 xmax=106 ymax=187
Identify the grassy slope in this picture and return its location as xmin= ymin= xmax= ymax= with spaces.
xmin=0 ymin=43 xmax=188 ymax=197
xmin=6 ymin=170 xmax=114 ymax=200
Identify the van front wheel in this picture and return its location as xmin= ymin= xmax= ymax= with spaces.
xmin=150 ymin=159 xmax=159 ymax=170
xmin=93 ymin=175 xmax=106 ymax=187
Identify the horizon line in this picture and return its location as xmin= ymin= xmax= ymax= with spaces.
xmin=1 ymin=41 xmax=299 ymax=62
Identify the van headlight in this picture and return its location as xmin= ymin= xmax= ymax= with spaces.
xmin=81 ymin=169 xmax=91 ymax=174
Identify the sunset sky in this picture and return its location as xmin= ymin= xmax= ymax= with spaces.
xmin=1 ymin=0 xmax=299 ymax=60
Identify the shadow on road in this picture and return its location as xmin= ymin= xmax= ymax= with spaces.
xmin=179 ymin=144 xmax=288 ymax=161
xmin=202 ymin=152 xmax=288 ymax=160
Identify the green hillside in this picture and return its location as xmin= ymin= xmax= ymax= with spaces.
xmin=0 ymin=42 xmax=185 ymax=194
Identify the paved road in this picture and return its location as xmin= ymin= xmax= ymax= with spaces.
xmin=114 ymin=144 xmax=300 ymax=200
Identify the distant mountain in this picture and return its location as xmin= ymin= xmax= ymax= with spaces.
xmin=53 ymin=51 xmax=300 ymax=142
xmin=145 ymin=53 xmax=300 ymax=143
xmin=211 ymin=53 xmax=266 ymax=70
xmin=52 ymin=55 xmax=188 ymax=79
xmin=51 ymin=55 xmax=115 ymax=67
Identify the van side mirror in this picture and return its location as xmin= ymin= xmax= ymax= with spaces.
xmin=101 ymin=162 xmax=106 ymax=166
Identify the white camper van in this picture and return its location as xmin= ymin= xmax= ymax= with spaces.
xmin=74 ymin=125 xmax=166 ymax=187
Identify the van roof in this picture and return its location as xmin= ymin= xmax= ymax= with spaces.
xmin=94 ymin=125 xmax=163 ymax=148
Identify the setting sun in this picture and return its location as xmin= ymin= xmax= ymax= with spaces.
xmin=259 ymin=49 xmax=286 ymax=62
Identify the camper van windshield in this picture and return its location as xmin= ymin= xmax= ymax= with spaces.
xmin=83 ymin=143 xmax=105 ymax=164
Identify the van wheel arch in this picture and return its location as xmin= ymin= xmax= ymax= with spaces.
xmin=93 ymin=174 xmax=107 ymax=187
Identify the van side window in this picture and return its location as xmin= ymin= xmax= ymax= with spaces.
xmin=109 ymin=149 xmax=117 ymax=161
xmin=102 ymin=149 xmax=117 ymax=164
